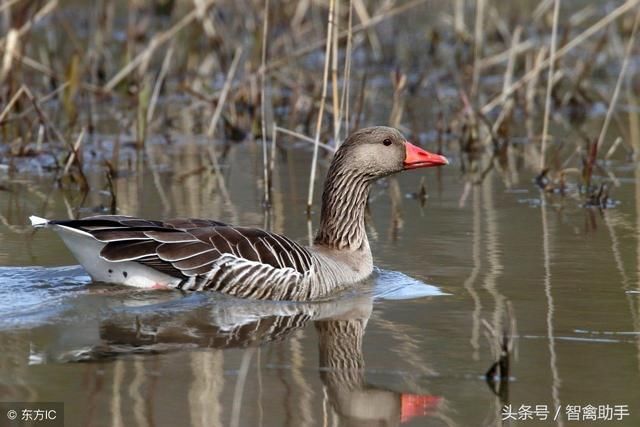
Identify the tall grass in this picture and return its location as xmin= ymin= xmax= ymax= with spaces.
xmin=0 ymin=0 xmax=638 ymax=212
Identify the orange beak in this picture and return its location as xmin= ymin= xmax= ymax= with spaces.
xmin=403 ymin=141 xmax=449 ymax=169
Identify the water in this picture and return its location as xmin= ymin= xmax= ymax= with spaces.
xmin=2 ymin=142 xmax=640 ymax=426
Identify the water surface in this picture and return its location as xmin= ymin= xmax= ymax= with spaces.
xmin=2 ymin=141 xmax=640 ymax=426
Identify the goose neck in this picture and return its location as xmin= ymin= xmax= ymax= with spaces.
xmin=314 ymin=164 xmax=371 ymax=251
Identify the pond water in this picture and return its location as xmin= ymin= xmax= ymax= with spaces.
xmin=1 ymin=139 xmax=640 ymax=426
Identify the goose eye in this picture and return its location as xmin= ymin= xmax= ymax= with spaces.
xmin=382 ymin=139 xmax=392 ymax=146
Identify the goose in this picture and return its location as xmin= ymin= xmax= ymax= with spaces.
xmin=29 ymin=126 xmax=448 ymax=300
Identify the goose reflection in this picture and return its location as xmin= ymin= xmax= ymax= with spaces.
xmin=315 ymin=314 xmax=442 ymax=425
xmin=69 ymin=291 xmax=443 ymax=425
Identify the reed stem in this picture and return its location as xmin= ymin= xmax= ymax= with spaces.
xmin=539 ymin=0 xmax=560 ymax=171
xmin=307 ymin=0 xmax=336 ymax=215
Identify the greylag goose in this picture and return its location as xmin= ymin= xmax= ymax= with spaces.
xmin=30 ymin=126 xmax=448 ymax=300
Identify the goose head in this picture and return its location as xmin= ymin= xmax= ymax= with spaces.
xmin=334 ymin=126 xmax=448 ymax=179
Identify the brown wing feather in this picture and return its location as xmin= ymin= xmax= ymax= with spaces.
xmin=137 ymin=257 xmax=183 ymax=277
xmin=143 ymin=231 xmax=196 ymax=243
xmin=253 ymin=238 xmax=282 ymax=269
xmin=101 ymin=241 xmax=160 ymax=261
xmin=164 ymin=218 xmax=228 ymax=229
xmin=156 ymin=241 xmax=214 ymax=262
xmin=55 ymin=215 xmax=313 ymax=282
xmin=93 ymin=230 xmax=151 ymax=242
xmin=208 ymin=232 xmax=234 ymax=254
xmin=171 ymin=250 xmax=221 ymax=270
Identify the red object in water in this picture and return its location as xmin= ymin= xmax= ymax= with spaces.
xmin=400 ymin=393 xmax=442 ymax=424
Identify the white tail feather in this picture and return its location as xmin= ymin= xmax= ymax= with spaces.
xmin=29 ymin=215 xmax=49 ymax=228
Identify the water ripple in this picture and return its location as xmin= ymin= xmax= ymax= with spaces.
xmin=0 ymin=265 xmax=446 ymax=330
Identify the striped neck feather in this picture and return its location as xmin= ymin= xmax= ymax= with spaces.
xmin=314 ymin=160 xmax=371 ymax=251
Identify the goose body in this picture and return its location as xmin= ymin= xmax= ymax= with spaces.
xmin=30 ymin=215 xmax=366 ymax=300
xmin=30 ymin=127 xmax=448 ymax=301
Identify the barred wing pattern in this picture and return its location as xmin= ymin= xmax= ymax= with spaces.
xmin=54 ymin=215 xmax=316 ymax=300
